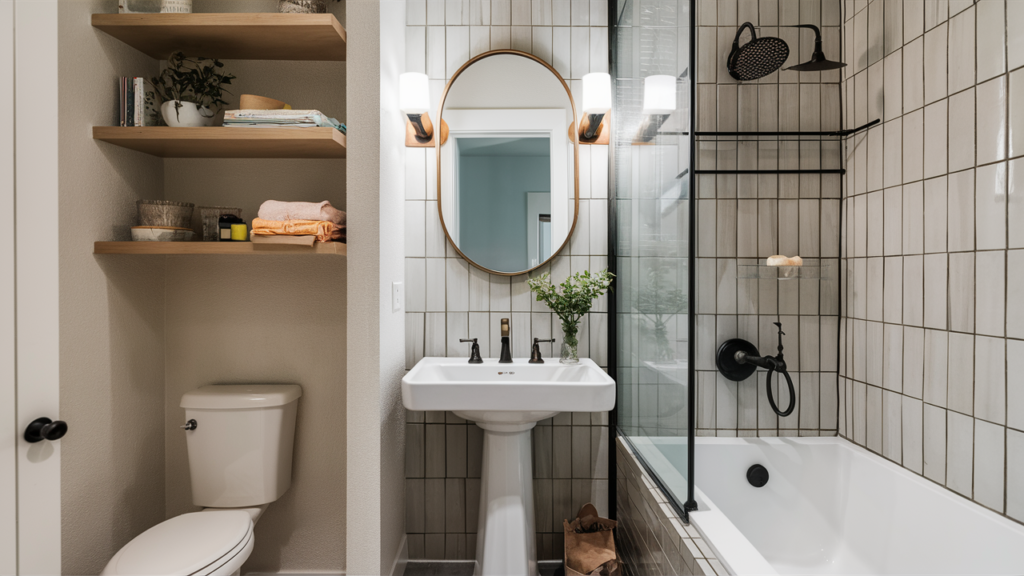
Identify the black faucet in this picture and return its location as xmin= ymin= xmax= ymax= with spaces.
xmin=529 ymin=338 xmax=556 ymax=364
xmin=459 ymin=338 xmax=483 ymax=364
xmin=715 ymin=322 xmax=795 ymax=417
xmin=499 ymin=318 xmax=513 ymax=363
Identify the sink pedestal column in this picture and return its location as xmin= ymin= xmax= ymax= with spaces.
xmin=472 ymin=421 xmax=541 ymax=576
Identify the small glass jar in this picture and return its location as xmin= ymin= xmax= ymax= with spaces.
xmin=560 ymin=337 xmax=580 ymax=365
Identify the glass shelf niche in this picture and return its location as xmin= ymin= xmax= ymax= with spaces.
xmin=737 ymin=263 xmax=834 ymax=280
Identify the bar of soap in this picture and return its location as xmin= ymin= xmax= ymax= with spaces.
xmin=767 ymin=255 xmax=803 ymax=267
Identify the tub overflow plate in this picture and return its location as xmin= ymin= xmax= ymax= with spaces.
xmin=747 ymin=464 xmax=769 ymax=487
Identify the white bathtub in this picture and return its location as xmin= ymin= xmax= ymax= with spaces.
xmin=632 ymin=436 xmax=1024 ymax=575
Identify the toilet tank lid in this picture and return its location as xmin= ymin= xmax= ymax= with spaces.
xmin=181 ymin=384 xmax=303 ymax=409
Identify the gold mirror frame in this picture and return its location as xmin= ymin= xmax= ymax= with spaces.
xmin=435 ymin=49 xmax=580 ymax=277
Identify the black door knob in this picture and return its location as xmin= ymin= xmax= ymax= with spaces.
xmin=24 ymin=417 xmax=68 ymax=443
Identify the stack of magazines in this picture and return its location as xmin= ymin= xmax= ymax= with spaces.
xmin=119 ymin=77 xmax=147 ymax=127
xmin=222 ymin=110 xmax=346 ymax=133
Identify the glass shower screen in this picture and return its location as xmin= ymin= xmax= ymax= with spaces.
xmin=611 ymin=0 xmax=696 ymax=518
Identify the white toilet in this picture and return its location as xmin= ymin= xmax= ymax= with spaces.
xmin=102 ymin=384 xmax=303 ymax=576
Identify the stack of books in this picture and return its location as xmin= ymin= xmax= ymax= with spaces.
xmin=119 ymin=77 xmax=147 ymax=127
xmin=222 ymin=110 xmax=346 ymax=133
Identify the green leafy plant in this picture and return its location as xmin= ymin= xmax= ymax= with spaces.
xmin=147 ymin=52 xmax=235 ymax=122
xmin=528 ymin=269 xmax=615 ymax=358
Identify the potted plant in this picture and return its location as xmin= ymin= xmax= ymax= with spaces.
xmin=278 ymin=0 xmax=339 ymax=13
xmin=528 ymin=269 xmax=614 ymax=364
xmin=147 ymin=52 xmax=235 ymax=128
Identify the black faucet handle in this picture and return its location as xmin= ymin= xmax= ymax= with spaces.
xmin=460 ymin=338 xmax=483 ymax=364
xmin=529 ymin=338 xmax=556 ymax=364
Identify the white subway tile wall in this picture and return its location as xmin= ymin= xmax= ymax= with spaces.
xmin=404 ymin=0 xmax=611 ymax=561
xmin=840 ymin=0 xmax=1024 ymax=526
xmin=695 ymin=0 xmax=841 ymax=439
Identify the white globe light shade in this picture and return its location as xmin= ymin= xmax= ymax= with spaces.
xmin=399 ymin=72 xmax=430 ymax=115
xmin=581 ymin=72 xmax=612 ymax=115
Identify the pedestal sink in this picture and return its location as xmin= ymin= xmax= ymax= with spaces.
xmin=402 ymin=357 xmax=616 ymax=576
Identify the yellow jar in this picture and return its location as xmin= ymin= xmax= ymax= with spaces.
xmin=230 ymin=223 xmax=248 ymax=241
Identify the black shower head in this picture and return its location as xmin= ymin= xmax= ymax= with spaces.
xmin=784 ymin=24 xmax=847 ymax=72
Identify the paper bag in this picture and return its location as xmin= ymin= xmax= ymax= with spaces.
xmin=563 ymin=503 xmax=620 ymax=576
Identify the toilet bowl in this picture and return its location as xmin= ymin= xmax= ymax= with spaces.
xmin=101 ymin=510 xmax=254 ymax=576
xmin=102 ymin=385 xmax=302 ymax=576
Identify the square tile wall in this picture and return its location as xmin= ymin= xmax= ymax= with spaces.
xmin=694 ymin=0 xmax=843 ymax=438
xmin=404 ymin=0 xmax=612 ymax=561
xmin=839 ymin=0 xmax=1024 ymax=526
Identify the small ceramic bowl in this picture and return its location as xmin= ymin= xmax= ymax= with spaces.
xmin=131 ymin=226 xmax=195 ymax=242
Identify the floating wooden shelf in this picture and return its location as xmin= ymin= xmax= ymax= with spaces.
xmin=91 ymin=13 xmax=346 ymax=61
xmin=94 ymin=241 xmax=347 ymax=256
xmin=93 ymin=126 xmax=346 ymax=158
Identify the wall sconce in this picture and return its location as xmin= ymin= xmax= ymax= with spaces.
xmin=634 ymin=75 xmax=676 ymax=143
xmin=574 ymin=72 xmax=611 ymax=145
xmin=401 ymin=72 xmax=448 ymax=147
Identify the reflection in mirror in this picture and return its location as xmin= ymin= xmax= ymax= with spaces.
xmin=438 ymin=51 xmax=578 ymax=275
xmin=455 ymin=136 xmax=551 ymax=271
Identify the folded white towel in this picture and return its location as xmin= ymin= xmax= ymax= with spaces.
xmin=257 ymin=200 xmax=346 ymax=227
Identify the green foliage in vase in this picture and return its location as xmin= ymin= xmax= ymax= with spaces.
xmin=147 ymin=52 xmax=236 ymax=122
xmin=527 ymin=269 xmax=615 ymax=351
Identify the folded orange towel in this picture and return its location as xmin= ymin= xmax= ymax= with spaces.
xmin=251 ymin=218 xmax=342 ymax=243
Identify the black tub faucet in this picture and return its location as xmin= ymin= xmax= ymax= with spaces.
xmin=716 ymin=321 xmax=796 ymax=417
xmin=499 ymin=318 xmax=513 ymax=363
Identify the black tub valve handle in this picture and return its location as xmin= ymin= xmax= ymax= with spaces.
xmin=716 ymin=322 xmax=795 ymax=417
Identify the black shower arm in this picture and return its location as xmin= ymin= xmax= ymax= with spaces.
xmin=786 ymin=24 xmax=824 ymax=49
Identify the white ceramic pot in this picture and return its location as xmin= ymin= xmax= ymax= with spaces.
xmin=161 ymin=101 xmax=215 ymax=128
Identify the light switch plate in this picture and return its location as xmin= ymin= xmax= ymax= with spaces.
xmin=392 ymin=281 xmax=403 ymax=313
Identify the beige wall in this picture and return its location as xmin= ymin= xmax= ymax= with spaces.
xmin=59 ymin=0 xmax=348 ymax=573
xmin=58 ymin=1 xmax=167 ymax=574
xmin=161 ymin=257 xmax=346 ymax=573
xmin=160 ymin=1 xmax=348 ymax=573
xmin=345 ymin=0 xmax=409 ymax=573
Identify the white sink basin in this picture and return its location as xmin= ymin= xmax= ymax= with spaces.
xmin=402 ymin=357 xmax=615 ymax=414
xmin=401 ymin=357 xmax=615 ymax=576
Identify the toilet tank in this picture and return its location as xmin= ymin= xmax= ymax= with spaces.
xmin=180 ymin=384 xmax=302 ymax=508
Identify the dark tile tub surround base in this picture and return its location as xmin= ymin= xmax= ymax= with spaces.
xmin=615 ymin=439 xmax=726 ymax=576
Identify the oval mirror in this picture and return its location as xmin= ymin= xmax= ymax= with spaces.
xmin=437 ymin=50 xmax=579 ymax=276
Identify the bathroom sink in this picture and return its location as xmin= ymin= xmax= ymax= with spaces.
xmin=402 ymin=357 xmax=615 ymax=576
xmin=402 ymin=357 xmax=615 ymax=414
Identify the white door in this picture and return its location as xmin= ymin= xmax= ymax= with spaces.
xmin=4 ymin=1 xmax=62 ymax=573
xmin=0 ymin=0 xmax=17 ymax=573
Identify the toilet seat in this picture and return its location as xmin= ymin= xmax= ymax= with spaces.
xmin=101 ymin=510 xmax=254 ymax=575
